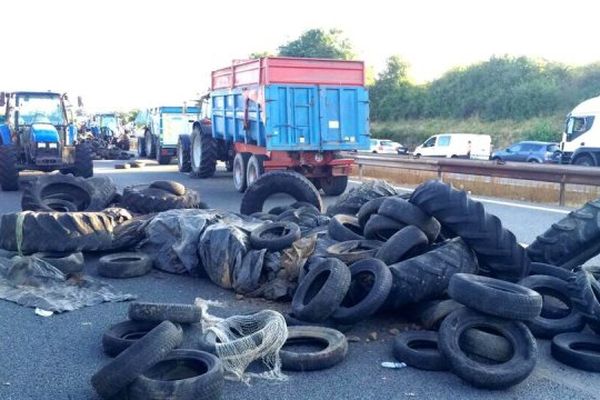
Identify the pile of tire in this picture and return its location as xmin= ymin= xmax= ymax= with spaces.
xmin=121 ymin=180 xmax=206 ymax=214
xmin=92 ymin=301 xmax=224 ymax=400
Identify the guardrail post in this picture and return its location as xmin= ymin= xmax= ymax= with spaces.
xmin=559 ymin=175 xmax=566 ymax=207
xmin=358 ymin=163 xmax=363 ymax=181
xmin=437 ymin=166 xmax=443 ymax=182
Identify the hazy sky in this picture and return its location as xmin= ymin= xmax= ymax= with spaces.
xmin=3 ymin=0 xmax=599 ymax=111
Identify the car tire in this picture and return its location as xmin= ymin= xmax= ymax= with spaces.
xmin=551 ymin=332 xmax=600 ymax=372
xmin=326 ymin=240 xmax=383 ymax=264
xmin=363 ymin=214 xmax=406 ymax=240
xmin=357 ymin=197 xmax=387 ymax=228
xmin=375 ymin=225 xmax=429 ymax=265
xmin=280 ymin=326 xmax=348 ymax=371
xmin=328 ymin=214 xmax=364 ymax=242
xmin=102 ymin=320 xmax=161 ymax=357
xmin=378 ymin=197 xmax=441 ymax=242
xmin=393 ymin=331 xmax=449 ymax=371
xmin=250 ymin=221 xmax=301 ymax=251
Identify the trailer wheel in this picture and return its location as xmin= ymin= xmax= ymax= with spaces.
xmin=246 ymin=155 xmax=266 ymax=188
xmin=177 ymin=135 xmax=191 ymax=172
xmin=144 ymin=131 xmax=155 ymax=159
xmin=233 ymin=153 xmax=251 ymax=192
xmin=320 ymin=176 xmax=348 ymax=196
xmin=0 ymin=145 xmax=19 ymax=191
xmin=156 ymin=144 xmax=171 ymax=165
xmin=189 ymin=127 xmax=217 ymax=179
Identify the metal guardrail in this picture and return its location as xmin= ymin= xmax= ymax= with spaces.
xmin=352 ymin=154 xmax=600 ymax=206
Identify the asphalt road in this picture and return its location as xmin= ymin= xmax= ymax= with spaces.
xmin=0 ymin=160 xmax=597 ymax=400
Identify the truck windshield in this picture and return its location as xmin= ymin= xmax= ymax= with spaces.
xmin=17 ymin=94 xmax=65 ymax=126
xmin=100 ymin=115 xmax=118 ymax=131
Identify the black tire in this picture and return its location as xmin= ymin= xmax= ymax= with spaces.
xmin=363 ymin=214 xmax=406 ymax=240
xmin=177 ymin=135 xmax=191 ymax=172
xmin=280 ymin=326 xmax=348 ymax=371
xmin=320 ymin=176 xmax=348 ymax=196
xmin=246 ymin=154 xmax=266 ymax=188
xmin=517 ymin=275 xmax=585 ymax=338
xmin=72 ymin=143 xmax=94 ymax=178
xmin=138 ymin=137 xmax=147 ymax=158
xmin=551 ymin=332 xmax=600 ymax=372
xmin=326 ymin=240 xmax=383 ymax=264
xmin=331 ymin=258 xmax=392 ymax=324
xmin=326 ymin=180 xmax=399 ymax=216
xmin=357 ymin=197 xmax=387 ymax=228
xmin=291 ymin=258 xmax=351 ymax=322
xmin=375 ymin=225 xmax=429 ymax=265
xmin=283 ymin=313 xmax=354 ymax=333
xmin=156 ymin=144 xmax=171 ymax=165
xmin=145 ymin=131 xmax=156 ymax=158
xmin=232 ymin=152 xmax=251 ymax=192
xmin=528 ymin=199 xmax=600 ymax=269
xmin=189 ymin=126 xmax=217 ymax=179
xmin=91 ymin=321 xmax=183 ymax=399
xmin=386 ymin=238 xmax=478 ymax=309
xmin=128 ymin=349 xmax=224 ymax=400
xmin=102 ymin=320 xmax=160 ymax=357
xmin=0 ymin=210 xmax=130 ymax=253
xmin=410 ymin=180 xmax=530 ymax=281
xmin=22 ymin=174 xmax=116 ymax=212
xmin=98 ymin=252 xmax=153 ymax=278
xmin=129 ymin=302 xmax=203 ymax=324
xmin=413 ymin=299 xmax=465 ymax=330
xmin=587 ymin=317 xmax=600 ymax=335
xmin=393 ymin=331 xmax=449 ymax=371
xmin=459 ymin=328 xmax=513 ymax=363
xmin=240 ymin=171 xmax=323 ymax=215
xmin=250 ymin=221 xmax=301 ymax=251
xmin=33 ymin=251 xmax=84 ymax=274
xmin=225 ymin=159 xmax=234 ymax=172
xmin=568 ymin=270 xmax=600 ymax=319
xmin=573 ymin=154 xmax=595 ymax=166
xmin=115 ymin=163 xmax=130 ymax=170
xmin=0 ymin=145 xmax=19 ymax=191
xmin=328 ymin=214 xmax=364 ymax=242
xmin=448 ymin=273 xmax=542 ymax=321
xmin=249 ymin=212 xmax=277 ymax=221
xmin=530 ymin=262 xmax=574 ymax=281
xmin=379 ymin=197 xmax=441 ymax=242
xmin=439 ymin=308 xmax=537 ymax=390
xmin=122 ymin=184 xmax=202 ymax=214
xmin=149 ymin=180 xmax=186 ymax=196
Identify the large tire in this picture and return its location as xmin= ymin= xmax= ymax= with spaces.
xmin=439 ymin=308 xmax=537 ymax=390
xmin=122 ymin=183 xmax=202 ymax=214
xmin=240 ymin=171 xmax=323 ymax=215
xmin=448 ymin=273 xmax=542 ymax=321
xmin=291 ymin=258 xmax=351 ymax=323
xmin=0 ymin=145 xmax=19 ymax=191
xmin=568 ymin=270 xmax=600 ymax=319
xmin=177 ymin=135 xmax=191 ymax=172
xmin=33 ymin=251 xmax=84 ymax=274
xmin=393 ymin=331 xmax=449 ymax=371
xmin=22 ymin=174 xmax=116 ymax=212
xmin=386 ymin=238 xmax=478 ymax=309
xmin=250 ymin=221 xmax=301 ymax=251
xmin=189 ymin=127 xmax=217 ymax=179
xmin=0 ymin=209 xmax=131 ymax=253
xmin=91 ymin=321 xmax=183 ymax=399
xmin=410 ymin=180 xmax=530 ymax=281
xmin=72 ymin=143 xmax=94 ymax=178
xmin=320 ymin=176 xmax=348 ymax=196
xmin=232 ymin=152 xmax=250 ymax=192
xmin=98 ymin=252 xmax=153 ymax=278
xmin=280 ymin=326 xmax=348 ymax=371
xmin=102 ymin=320 xmax=160 ymax=357
xmin=156 ymin=143 xmax=171 ymax=165
xmin=246 ymin=154 xmax=266 ymax=188
xmin=528 ymin=199 xmax=600 ymax=268
xmin=138 ymin=137 xmax=147 ymax=157
xmin=145 ymin=131 xmax=155 ymax=159
xmin=551 ymin=332 xmax=600 ymax=372
xmin=128 ymin=349 xmax=224 ymax=400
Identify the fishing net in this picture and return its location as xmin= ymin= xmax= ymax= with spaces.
xmin=195 ymin=298 xmax=288 ymax=383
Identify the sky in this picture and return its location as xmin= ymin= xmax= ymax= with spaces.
xmin=3 ymin=0 xmax=600 ymax=112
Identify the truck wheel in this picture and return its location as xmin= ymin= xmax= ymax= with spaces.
xmin=144 ymin=131 xmax=155 ymax=159
xmin=137 ymin=137 xmax=146 ymax=158
xmin=574 ymin=155 xmax=595 ymax=167
xmin=320 ymin=176 xmax=348 ymax=196
xmin=0 ymin=145 xmax=19 ymax=191
xmin=73 ymin=143 xmax=94 ymax=178
xmin=177 ymin=135 xmax=191 ymax=172
xmin=189 ymin=127 xmax=217 ymax=179
xmin=225 ymin=159 xmax=234 ymax=172
xmin=233 ymin=153 xmax=251 ymax=192
xmin=155 ymin=144 xmax=171 ymax=165
xmin=246 ymin=155 xmax=266 ymax=188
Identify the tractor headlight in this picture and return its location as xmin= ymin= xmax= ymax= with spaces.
xmin=48 ymin=143 xmax=58 ymax=149
xmin=37 ymin=142 xmax=46 ymax=149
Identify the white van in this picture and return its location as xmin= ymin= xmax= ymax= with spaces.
xmin=413 ymin=133 xmax=492 ymax=160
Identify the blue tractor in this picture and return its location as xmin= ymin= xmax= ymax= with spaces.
xmin=0 ymin=91 xmax=93 ymax=191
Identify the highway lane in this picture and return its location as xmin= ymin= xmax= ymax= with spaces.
xmin=0 ymin=160 xmax=596 ymax=400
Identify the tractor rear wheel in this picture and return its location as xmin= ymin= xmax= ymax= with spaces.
xmin=0 ymin=145 xmax=19 ymax=191
xmin=144 ymin=131 xmax=155 ymax=159
xmin=189 ymin=126 xmax=217 ymax=178
xmin=73 ymin=143 xmax=94 ymax=178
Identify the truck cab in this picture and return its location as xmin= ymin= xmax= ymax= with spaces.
xmin=560 ymin=96 xmax=600 ymax=166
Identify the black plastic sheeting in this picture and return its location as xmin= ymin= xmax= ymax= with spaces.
xmin=0 ymin=256 xmax=134 ymax=313
xmin=326 ymin=180 xmax=399 ymax=216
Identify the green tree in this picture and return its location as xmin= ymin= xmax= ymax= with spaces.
xmin=369 ymin=56 xmax=418 ymax=120
xmin=249 ymin=51 xmax=273 ymax=59
xmin=278 ymin=28 xmax=355 ymax=60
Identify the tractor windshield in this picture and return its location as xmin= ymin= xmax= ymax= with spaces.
xmin=99 ymin=115 xmax=118 ymax=131
xmin=17 ymin=94 xmax=65 ymax=126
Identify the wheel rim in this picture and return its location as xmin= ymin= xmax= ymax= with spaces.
xmin=192 ymin=134 xmax=202 ymax=169
xmin=247 ymin=162 xmax=257 ymax=187
xmin=178 ymin=143 xmax=183 ymax=169
xmin=145 ymin=133 xmax=152 ymax=155
xmin=234 ymin=158 xmax=244 ymax=189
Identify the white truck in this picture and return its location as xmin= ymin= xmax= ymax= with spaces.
xmin=413 ymin=133 xmax=492 ymax=160
xmin=559 ymin=96 xmax=600 ymax=166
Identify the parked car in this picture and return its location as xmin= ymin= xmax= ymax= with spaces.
xmin=491 ymin=141 xmax=558 ymax=163
xmin=413 ymin=133 xmax=491 ymax=160
xmin=364 ymin=139 xmax=407 ymax=154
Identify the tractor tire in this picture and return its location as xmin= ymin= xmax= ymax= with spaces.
xmin=72 ymin=143 xmax=94 ymax=178
xmin=122 ymin=183 xmax=202 ymax=214
xmin=527 ymin=199 xmax=600 ymax=269
xmin=145 ymin=131 xmax=156 ymax=159
xmin=189 ymin=127 xmax=217 ymax=179
xmin=410 ymin=180 xmax=529 ymax=281
xmin=246 ymin=154 xmax=266 ymax=188
xmin=0 ymin=145 xmax=19 ymax=191
xmin=240 ymin=171 xmax=323 ymax=215
xmin=138 ymin=137 xmax=147 ymax=158
xmin=320 ymin=176 xmax=348 ymax=196
xmin=177 ymin=135 xmax=191 ymax=172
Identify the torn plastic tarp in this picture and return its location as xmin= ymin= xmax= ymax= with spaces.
xmin=0 ymin=256 xmax=135 ymax=312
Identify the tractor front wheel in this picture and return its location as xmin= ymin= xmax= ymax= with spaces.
xmin=72 ymin=143 xmax=94 ymax=178
xmin=0 ymin=145 xmax=19 ymax=191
